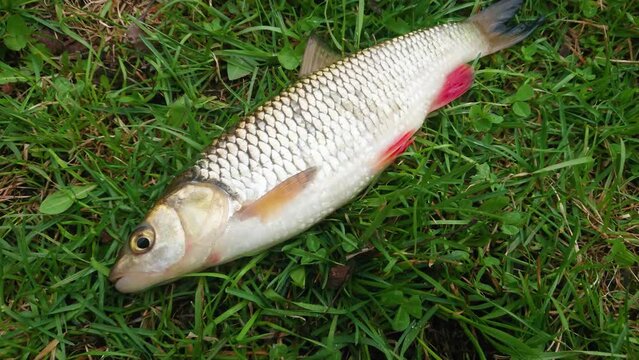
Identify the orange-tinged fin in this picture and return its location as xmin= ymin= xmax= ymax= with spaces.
xmin=238 ymin=167 xmax=318 ymax=222
xmin=299 ymin=35 xmax=342 ymax=76
xmin=429 ymin=64 xmax=474 ymax=112
xmin=375 ymin=131 xmax=416 ymax=171
xmin=468 ymin=0 xmax=544 ymax=55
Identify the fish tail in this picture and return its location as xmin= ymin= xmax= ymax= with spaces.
xmin=468 ymin=0 xmax=544 ymax=55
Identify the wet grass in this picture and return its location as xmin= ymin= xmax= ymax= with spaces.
xmin=1 ymin=0 xmax=638 ymax=358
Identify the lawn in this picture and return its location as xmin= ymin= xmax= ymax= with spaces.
xmin=1 ymin=0 xmax=637 ymax=358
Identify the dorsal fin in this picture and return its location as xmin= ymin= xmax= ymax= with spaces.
xmin=299 ymin=35 xmax=342 ymax=76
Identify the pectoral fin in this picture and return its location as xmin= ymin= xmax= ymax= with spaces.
xmin=237 ymin=167 xmax=318 ymax=222
xmin=299 ymin=35 xmax=342 ymax=76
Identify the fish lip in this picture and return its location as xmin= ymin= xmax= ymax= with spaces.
xmin=108 ymin=269 xmax=161 ymax=293
xmin=109 ymin=269 xmax=128 ymax=293
xmin=108 ymin=268 xmax=124 ymax=283
xmin=108 ymin=271 xmax=134 ymax=293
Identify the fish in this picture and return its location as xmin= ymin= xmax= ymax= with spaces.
xmin=109 ymin=0 xmax=543 ymax=293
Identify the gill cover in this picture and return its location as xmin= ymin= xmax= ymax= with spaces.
xmin=109 ymin=182 xmax=230 ymax=293
xmin=169 ymin=182 xmax=230 ymax=243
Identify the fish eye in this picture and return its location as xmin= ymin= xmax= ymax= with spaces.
xmin=129 ymin=226 xmax=155 ymax=254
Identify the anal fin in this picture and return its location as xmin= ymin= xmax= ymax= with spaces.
xmin=237 ymin=167 xmax=318 ymax=222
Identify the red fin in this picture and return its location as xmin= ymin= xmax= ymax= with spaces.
xmin=429 ymin=64 xmax=474 ymax=111
xmin=237 ymin=167 xmax=318 ymax=222
xmin=375 ymin=131 xmax=415 ymax=170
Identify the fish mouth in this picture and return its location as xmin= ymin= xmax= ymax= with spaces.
xmin=108 ymin=268 xmax=124 ymax=283
xmin=109 ymin=265 xmax=140 ymax=293
xmin=108 ymin=266 xmax=163 ymax=293
xmin=109 ymin=271 xmax=147 ymax=293
xmin=108 ymin=267 xmax=128 ymax=292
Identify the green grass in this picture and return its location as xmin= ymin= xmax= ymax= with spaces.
xmin=1 ymin=0 xmax=638 ymax=358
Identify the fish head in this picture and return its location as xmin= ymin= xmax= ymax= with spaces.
xmin=109 ymin=182 xmax=230 ymax=293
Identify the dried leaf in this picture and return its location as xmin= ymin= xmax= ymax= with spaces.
xmin=34 ymin=339 xmax=59 ymax=360
xmin=327 ymin=264 xmax=353 ymax=289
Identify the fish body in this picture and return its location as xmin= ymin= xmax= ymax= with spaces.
xmin=197 ymin=24 xmax=481 ymax=264
xmin=110 ymin=0 xmax=542 ymax=293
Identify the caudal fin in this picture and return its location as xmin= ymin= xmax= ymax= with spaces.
xmin=468 ymin=0 xmax=544 ymax=55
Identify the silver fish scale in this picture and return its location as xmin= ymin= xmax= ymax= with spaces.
xmin=193 ymin=23 xmax=482 ymax=204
